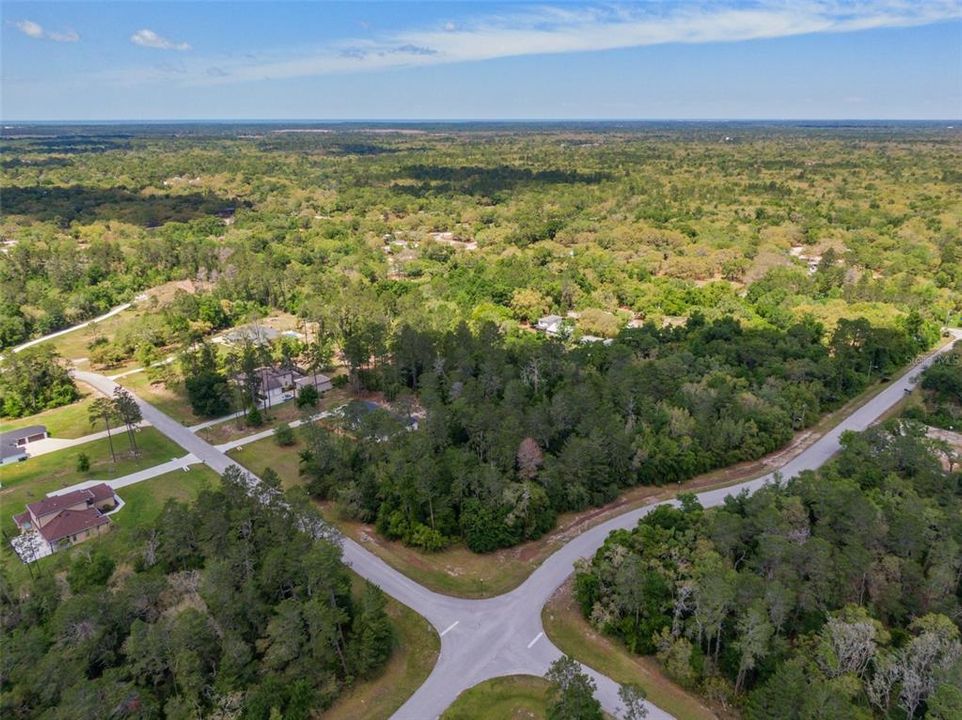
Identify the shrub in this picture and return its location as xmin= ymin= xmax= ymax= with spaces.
xmin=76 ymin=452 xmax=90 ymax=472
xmin=296 ymin=384 xmax=319 ymax=409
xmin=274 ymin=422 xmax=295 ymax=446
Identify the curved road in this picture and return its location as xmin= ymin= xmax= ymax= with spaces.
xmin=73 ymin=331 xmax=960 ymax=720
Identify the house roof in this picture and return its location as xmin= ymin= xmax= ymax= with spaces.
xmin=1 ymin=444 xmax=27 ymax=461
xmin=1 ymin=425 xmax=47 ymax=445
xmin=38 ymin=508 xmax=109 ymax=544
xmin=27 ymin=483 xmax=114 ymax=519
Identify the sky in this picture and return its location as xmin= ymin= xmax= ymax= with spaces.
xmin=2 ymin=1 xmax=960 ymax=121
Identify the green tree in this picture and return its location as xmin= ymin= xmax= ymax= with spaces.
xmin=545 ymin=655 xmax=603 ymax=720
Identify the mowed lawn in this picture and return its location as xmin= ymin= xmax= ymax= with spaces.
xmin=441 ymin=676 xmax=551 ymax=720
xmin=228 ymin=432 xmax=304 ymax=488
xmin=0 ymin=464 xmax=220 ymax=589
xmin=118 ymin=371 xmax=205 ymax=425
xmin=0 ymin=428 xmax=184 ymax=535
xmin=111 ymin=465 xmax=221 ymax=531
xmin=542 ymin=581 xmax=718 ymax=720
xmin=0 ymin=383 xmax=99 ymax=439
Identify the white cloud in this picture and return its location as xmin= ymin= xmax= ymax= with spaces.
xmin=107 ymin=1 xmax=962 ymax=86
xmin=14 ymin=19 xmax=79 ymax=42
xmin=130 ymin=28 xmax=191 ymax=51
xmin=15 ymin=20 xmax=44 ymax=39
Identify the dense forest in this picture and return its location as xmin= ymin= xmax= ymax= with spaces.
xmin=573 ymin=422 xmax=962 ymax=719
xmin=0 ymin=467 xmax=393 ymax=720
xmin=2 ymin=125 xmax=959 ymax=351
xmin=298 ymin=313 xmax=930 ymax=552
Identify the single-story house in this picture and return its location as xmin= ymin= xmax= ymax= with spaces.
xmin=535 ymin=315 xmax=564 ymax=336
xmin=221 ymin=324 xmax=280 ymax=346
xmin=13 ymin=483 xmax=118 ymax=555
xmin=295 ymin=373 xmax=333 ymax=393
xmin=1 ymin=425 xmax=48 ymax=466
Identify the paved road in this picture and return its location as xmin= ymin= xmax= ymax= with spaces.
xmin=11 ymin=302 xmax=132 ymax=353
xmin=74 ymin=332 xmax=960 ymax=720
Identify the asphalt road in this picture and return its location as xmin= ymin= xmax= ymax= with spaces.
xmin=74 ymin=331 xmax=960 ymax=720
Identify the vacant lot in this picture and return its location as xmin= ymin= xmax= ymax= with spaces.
xmin=543 ymin=580 xmax=719 ymax=720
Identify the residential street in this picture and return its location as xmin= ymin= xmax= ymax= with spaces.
xmin=71 ymin=331 xmax=960 ymax=720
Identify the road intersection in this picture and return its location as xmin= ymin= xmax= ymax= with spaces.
xmin=73 ymin=331 xmax=960 ymax=719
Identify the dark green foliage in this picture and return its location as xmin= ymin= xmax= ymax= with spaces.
xmin=0 ymin=345 xmax=79 ymax=417
xmin=545 ymin=655 xmax=604 ymax=720
xmin=75 ymin=452 xmax=90 ymax=472
xmin=66 ymin=551 xmax=115 ymax=593
xmin=305 ymin=316 xmax=925 ymax=553
xmin=576 ymin=423 xmax=962 ymax=717
xmin=273 ymin=422 xmax=295 ymax=446
xmin=0 ymin=467 xmax=392 ymax=719
xmin=296 ymin=383 xmax=319 ymax=409
xmin=181 ymin=341 xmax=231 ymax=417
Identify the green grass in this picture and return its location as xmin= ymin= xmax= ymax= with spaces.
xmin=0 ymin=428 xmax=184 ymax=536
xmin=542 ymin=582 xmax=718 ymax=720
xmin=0 ymin=386 xmax=99 ymax=439
xmin=228 ymin=433 xmax=304 ymax=488
xmin=0 ymin=464 xmax=220 ymax=591
xmin=324 ymin=574 xmax=440 ymax=720
xmin=118 ymin=371 xmax=202 ymax=425
xmin=441 ymin=676 xmax=550 ymax=720
xmin=111 ymin=466 xmax=220 ymax=530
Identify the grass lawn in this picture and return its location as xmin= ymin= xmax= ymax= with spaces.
xmin=0 ymin=382 xmax=99 ymax=439
xmin=441 ymin=676 xmax=550 ymax=720
xmin=324 ymin=574 xmax=440 ymax=720
xmin=0 ymin=428 xmax=184 ymax=536
xmin=0 ymin=464 xmax=220 ymax=591
xmin=542 ymin=581 xmax=719 ymax=720
xmin=111 ymin=465 xmax=221 ymax=531
xmin=228 ymin=433 xmax=304 ymax=489
xmin=198 ymin=388 xmax=350 ymax=445
xmin=118 ymin=370 xmax=203 ymax=425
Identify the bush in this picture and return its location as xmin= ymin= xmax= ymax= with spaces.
xmin=296 ymin=384 xmax=319 ymax=409
xmin=76 ymin=452 xmax=90 ymax=472
xmin=246 ymin=406 xmax=263 ymax=427
xmin=67 ymin=551 xmax=115 ymax=592
xmin=274 ymin=422 xmax=295 ymax=446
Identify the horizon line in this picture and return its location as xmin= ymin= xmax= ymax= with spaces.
xmin=4 ymin=118 xmax=960 ymax=125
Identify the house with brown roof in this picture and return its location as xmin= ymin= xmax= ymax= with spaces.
xmin=13 ymin=483 xmax=118 ymax=556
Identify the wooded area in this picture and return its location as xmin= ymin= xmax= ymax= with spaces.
xmin=0 ymin=467 xmax=393 ymax=720
xmin=573 ymin=422 xmax=961 ymax=719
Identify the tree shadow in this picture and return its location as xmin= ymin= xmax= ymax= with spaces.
xmin=392 ymin=164 xmax=610 ymax=198
xmin=1 ymin=185 xmax=241 ymax=227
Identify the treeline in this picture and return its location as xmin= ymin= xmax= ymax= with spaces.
xmin=573 ymin=422 xmax=962 ymax=719
xmin=0 ymin=467 xmax=393 ymax=720
xmin=907 ymin=341 xmax=962 ymax=431
xmin=0 ymin=345 xmax=79 ymax=417
xmin=300 ymin=314 xmax=928 ymax=552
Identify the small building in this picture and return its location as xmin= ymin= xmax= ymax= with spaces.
xmin=13 ymin=483 xmax=118 ymax=556
xmin=1 ymin=425 xmax=48 ymax=466
xmin=535 ymin=315 xmax=564 ymax=336
xmin=221 ymin=324 xmax=280 ymax=347
xmin=295 ymin=373 xmax=333 ymax=393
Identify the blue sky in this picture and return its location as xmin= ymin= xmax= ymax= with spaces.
xmin=2 ymin=1 xmax=960 ymax=121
